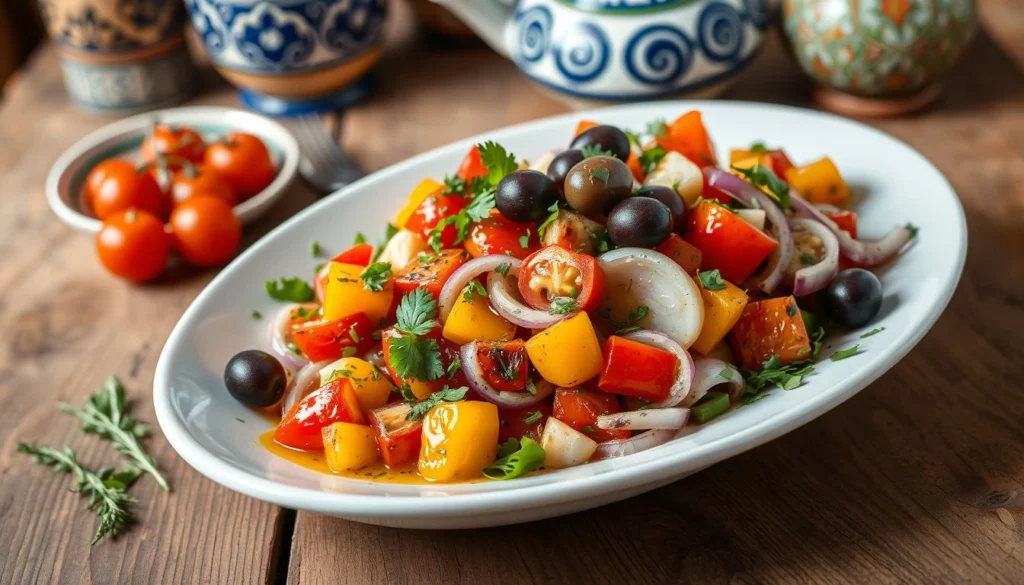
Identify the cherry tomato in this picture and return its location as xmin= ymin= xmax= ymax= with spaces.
xmin=465 ymin=212 xmax=538 ymax=259
xmin=204 ymin=132 xmax=276 ymax=200
xmin=518 ymin=246 xmax=605 ymax=313
xmin=654 ymin=233 xmax=702 ymax=276
xmin=274 ymin=379 xmax=366 ymax=451
xmin=86 ymin=159 xmax=164 ymax=220
xmin=168 ymin=195 xmax=241 ymax=267
xmin=403 ymin=190 xmax=470 ymax=249
xmin=729 ymin=296 xmax=812 ymax=371
xmin=597 ymin=336 xmax=679 ymax=402
xmin=393 ymin=249 xmax=469 ymax=302
xmin=474 ymin=339 xmax=528 ymax=392
xmin=289 ymin=311 xmax=375 ymax=362
xmin=370 ymin=402 xmax=422 ymax=468
xmin=94 ymin=209 xmax=169 ymax=283
xmin=498 ymin=401 xmax=551 ymax=443
xmin=141 ymin=125 xmax=206 ymax=166
xmin=552 ymin=387 xmax=628 ymax=442
xmin=684 ymin=200 xmax=778 ymax=284
xmin=170 ymin=166 xmax=237 ymax=208
xmin=456 ymin=145 xmax=488 ymax=182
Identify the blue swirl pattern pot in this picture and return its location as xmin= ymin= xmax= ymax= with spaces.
xmin=184 ymin=0 xmax=387 ymax=115
xmin=433 ymin=0 xmax=766 ymax=103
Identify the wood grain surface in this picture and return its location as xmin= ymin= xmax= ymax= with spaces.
xmin=2 ymin=1 xmax=1023 ymax=584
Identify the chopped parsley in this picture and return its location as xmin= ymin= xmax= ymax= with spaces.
xmin=647 ymin=118 xmax=667 ymax=138
xmin=697 ymin=269 xmax=727 ymax=291
xmin=860 ymin=327 xmax=885 ymax=338
xmin=399 ymin=382 xmax=417 ymax=403
xmin=580 ymin=144 xmax=613 ymax=159
xmin=478 ymin=141 xmax=518 ymax=187
xmin=265 ymin=277 xmax=315 ymax=303
xmin=446 ymin=356 xmax=461 ymax=377
xmin=519 ymin=229 xmax=531 ymax=249
xmin=589 ymin=167 xmax=610 ymax=184
xmin=251 ymin=310 xmax=262 ymax=320
xmin=613 ymin=304 xmax=649 ymax=334
xmin=744 ymin=355 xmax=814 ymax=394
xmin=581 ymin=425 xmax=597 ymax=435
xmin=730 ymin=164 xmax=791 ymax=209
xmin=427 ymin=188 xmax=497 ymax=252
xmin=462 ymin=280 xmax=488 ymax=302
xmin=406 ymin=386 xmax=469 ymax=421
xmin=418 ymin=254 xmax=437 ymax=265
xmin=800 ymin=253 xmax=819 ymax=265
xmin=525 ymin=378 xmax=538 ymax=396
xmin=495 ymin=262 xmax=512 ymax=278
xmin=639 ymin=145 xmax=667 ymax=174
xmin=482 ymin=437 xmax=545 ymax=480
xmin=904 ymin=222 xmax=920 ymax=237
xmin=353 ymin=232 xmax=367 ymax=245
xmin=286 ymin=341 xmax=302 ymax=355
xmin=523 ymin=411 xmax=543 ymax=425
xmin=829 ymin=345 xmax=862 ymax=361
xmin=359 ymin=262 xmax=392 ymax=292
xmin=440 ymin=174 xmax=467 ymax=196
xmin=624 ymin=130 xmax=640 ymax=146
xmin=310 ymin=240 xmax=324 ymax=258
xmin=342 ymin=346 xmax=357 ymax=358
xmin=548 ymin=297 xmax=580 ymax=315
xmin=387 ymin=289 xmax=444 ymax=381
xmin=348 ymin=325 xmax=361 ymax=343
xmin=748 ymin=141 xmax=770 ymax=154
xmin=537 ymin=203 xmax=561 ymax=238
xmin=590 ymin=230 xmax=612 ymax=253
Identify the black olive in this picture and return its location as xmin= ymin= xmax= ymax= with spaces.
xmin=570 ymin=125 xmax=632 ymax=162
xmin=606 ymin=197 xmax=674 ymax=248
xmin=547 ymin=149 xmax=586 ymax=200
xmin=635 ymin=185 xmax=685 ymax=228
xmin=563 ymin=156 xmax=634 ymax=215
xmin=495 ymin=169 xmax=559 ymax=223
xmin=224 ymin=350 xmax=288 ymax=408
xmin=822 ymin=268 xmax=883 ymax=327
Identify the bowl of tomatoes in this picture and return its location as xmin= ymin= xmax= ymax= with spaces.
xmin=46 ymin=106 xmax=299 ymax=281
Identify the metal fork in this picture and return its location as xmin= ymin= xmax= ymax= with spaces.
xmin=287 ymin=114 xmax=364 ymax=194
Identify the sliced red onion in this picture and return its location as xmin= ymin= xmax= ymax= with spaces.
xmin=813 ymin=202 xmax=843 ymax=215
xmin=597 ymin=408 xmax=689 ymax=431
xmin=692 ymin=358 xmax=744 ymax=404
xmin=486 ymin=270 xmax=568 ymax=329
xmin=704 ymin=168 xmax=793 ymax=294
xmin=281 ymin=359 xmax=331 ymax=416
xmin=269 ymin=303 xmax=316 ymax=371
xmin=789 ymin=218 xmax=839 ymax=297
xmin=592 ymin=429 xmax=677 ymax=460
xmin=439 ymin=255 xmax=521 ymax=322
xmin=790 ymin=189 xmax=914 ymax=266
xmin=621 ymin=330 xmax=696 ymax=408
xmin=735 ymin=208 xmax=766 ymax=231
xmin=460 ymin=341 xmax=555 ymax=408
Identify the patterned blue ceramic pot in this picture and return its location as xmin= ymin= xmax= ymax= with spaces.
xmin=433 ymin=0 xmax=767 ymax=103
xmin=184 ymin=0 xmax=387 ymax=115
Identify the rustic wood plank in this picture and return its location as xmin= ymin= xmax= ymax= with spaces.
xmin=0 ymin=45 xmax=317 ymax=585
xmin=287 ymin=22 xmax=1024 ymax=585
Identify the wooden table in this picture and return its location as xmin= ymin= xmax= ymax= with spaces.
xmin=3 ymin=2 xmax=1024 ymax=583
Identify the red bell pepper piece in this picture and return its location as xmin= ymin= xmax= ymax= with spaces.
xmin=655 ymin=111 xmax=718 ymax=168
xmin=289 ymin=311 xmax=374 ymax=362
xmin=766 ymin=150 xmax=795 ymax=177
xmin=330 ymin=243 xmax=373 ymax=266
xmin=552 ymin=387 xmax=629 ymax=442
xmin=685 ymin=200 xmax=778 ymax=284
xmin=473 ymin=339 xmax=529 ymax=392
xmin=597 ymin=336 xmax=679 ymax=402
xmin=369 ymin=402 xmax=422 ymax=468
xmin=729 ymin=296 xmax=812 ymax=371
xmin=393 ymin=249 xmax=469 ymax=302
xmin=274 ymin=379 xmax=366 ymax=451
xmin=654 ymin=233 xmax=702 ymax=276
xmin=403 ymin=190 xmax=470 ymax=249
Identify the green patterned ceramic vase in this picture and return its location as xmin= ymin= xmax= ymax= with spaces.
xmin=782 ymin=0 xmax=976 ymax=115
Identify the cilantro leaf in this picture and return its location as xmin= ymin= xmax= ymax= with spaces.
xmin=589 ymin=167 xmax=610 ymax=184
xmin=387 ymin=334 xmax=444 ymax=381
xmin=440 ymin=174 xmax=467 ymax=196
xmin=580 ymin=145 xmax=614 ymax=159
xmin=548 ymin=297 xmax=580 ymax=315
xmin=396 ymin=289 xmax=438 ymax=336
xmin=265 ymin=277 xmax=315 ymax=302
xmin=477 ymin=141 xmax=518 ymax=187
xmin=829 ymin=345 xmax=862 ymax=361
xmin=360 ymin=262 xmax=392 ymax=293
xmin=639 ymin=145 xmax=667 ymax=174
xmin=462 ymin=280 xmax=488 ymax=303
xmin=407 ymin=386 xmax=469 ymax=421
xmin=482 ymin=437 xmax=545 ymax=480
xmin=537 ymin=203 xmax=561 ymax=239
xmin=495 ymin=262 xmax=512 ymax=278
xmin=730 ymin=164 xmax=791 ymax=209
xmin=697 ymin=269 xmax=727 ymax=291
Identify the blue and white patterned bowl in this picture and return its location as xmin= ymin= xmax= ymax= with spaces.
xmin=437 ymin=0 xmax=767 ymax=103
xmin=184 ymin=0 xmax=387 ymax=115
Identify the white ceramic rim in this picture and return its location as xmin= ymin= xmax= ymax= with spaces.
xmin=153 ymin=100 xmax=967 ymax=521
xmin=45 ymin=105 xmax=300 ymax=233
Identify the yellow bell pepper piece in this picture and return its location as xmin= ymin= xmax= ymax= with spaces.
xmin=692 ymin=278 xmax=749 ymax=356
xmin=441 ymin=291 xmax=516 ymax=346
xmin=785 ymin=157 xmax=850 ymax=206
xmin=729 ymin=149 xmax=772 ymax=166
xmin=319 ymin=357 xmax=392 ymax=412
xmin=729 ymin=155 xmax=775 ymax=196
xmin=322 ymin=422 xmax=379 ymax=473
xmin=322 ymin=262 xmax=393 ymax=323
xmin=525 ymin=313 xmax=603 ymax=387
xmin=418 ymin=401 xmax=499 ymax=482
xmin=394 ymin=178 xmax=442 ymax=228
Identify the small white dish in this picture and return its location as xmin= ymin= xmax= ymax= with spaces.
xmin=154 ymin=101 xmax=966 ymax=529
xmin=46 ymin=106 xmax=300 ymax=234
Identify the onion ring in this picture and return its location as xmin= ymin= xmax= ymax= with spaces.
xmin=439 ymin=255 xmax=521 ymax=322
xmin=692 ymin=358 xmax=744 ymax=404
xmin=592 ymin=429 xmax=677 ymax=460
xmin=790 ymin=189 xmax=914 ymax=266
xmin=621 ymin=330 xmax=696 ymax=408
xmin=268 ymin=302 xmax=316 ymax=371
xmin=486 ymin=270 xmax=569 ymax=330
xmin=789 ymin=218 xmax=839 ymax=297
xmin=280 ymin=359 xmax=330 ymax=416
xmin=596 ymin=408 xmax=689 ymax=431
xmin=460 ymin=341 xmax=555 ymax=408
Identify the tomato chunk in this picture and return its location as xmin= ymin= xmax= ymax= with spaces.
xmin=729 ymin=296 xmax=812 ymax=371
xmin=403 ymin=190 xmax=469 ymax=249
xmin=518 ymin=246 xmax=605 ymax=313
xmin=289 ymin=312 xmax=374 ymax=363
xmin=457 ymin=145 xmax=488 ymax=182
xmin=685 ymin=200 xmax=778 ymax=284
xmin=552 ymin=387 xmax=628 ymax=442
xmin=465 ymin=212 xmax=539 ymax=259
xmin=597 ymin=336 xmax=679 ymax=402
xmin=825 ymin=209 xmax=858 ymax=239
xmin=474 ymin=339 xmax=529 ymax=392
xmin=275 ymin=379 xmax=366 ymax=451
xmin=393 ymin=249 xmax=469 ymax=302
xmin=369 ymin=402 xmax=422 ymax=468
xmin=654 ymin=233 xmax=702 ymax=276
xmin=766 ymin=150 xmax=795 ymax=177
xmin=498 ymin=401 xmax=551 ymax=444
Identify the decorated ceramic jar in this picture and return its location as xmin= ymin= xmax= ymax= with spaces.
xmin=433 ymin=0 xmax=768 ymax=104
xmin=783 ymin=0 xmax=976 ymax=115
xmin=184 ymin=0 xmax=387 ymax=115
xmin=37 ymin=0 xmax=196 ymax=112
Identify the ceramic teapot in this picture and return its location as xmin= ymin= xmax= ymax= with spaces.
xmin=433 ymin=0 xmax=768 ymax=103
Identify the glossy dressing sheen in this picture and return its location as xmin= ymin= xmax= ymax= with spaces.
xmin=258 ymin=430 xmax=424 ymax=483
